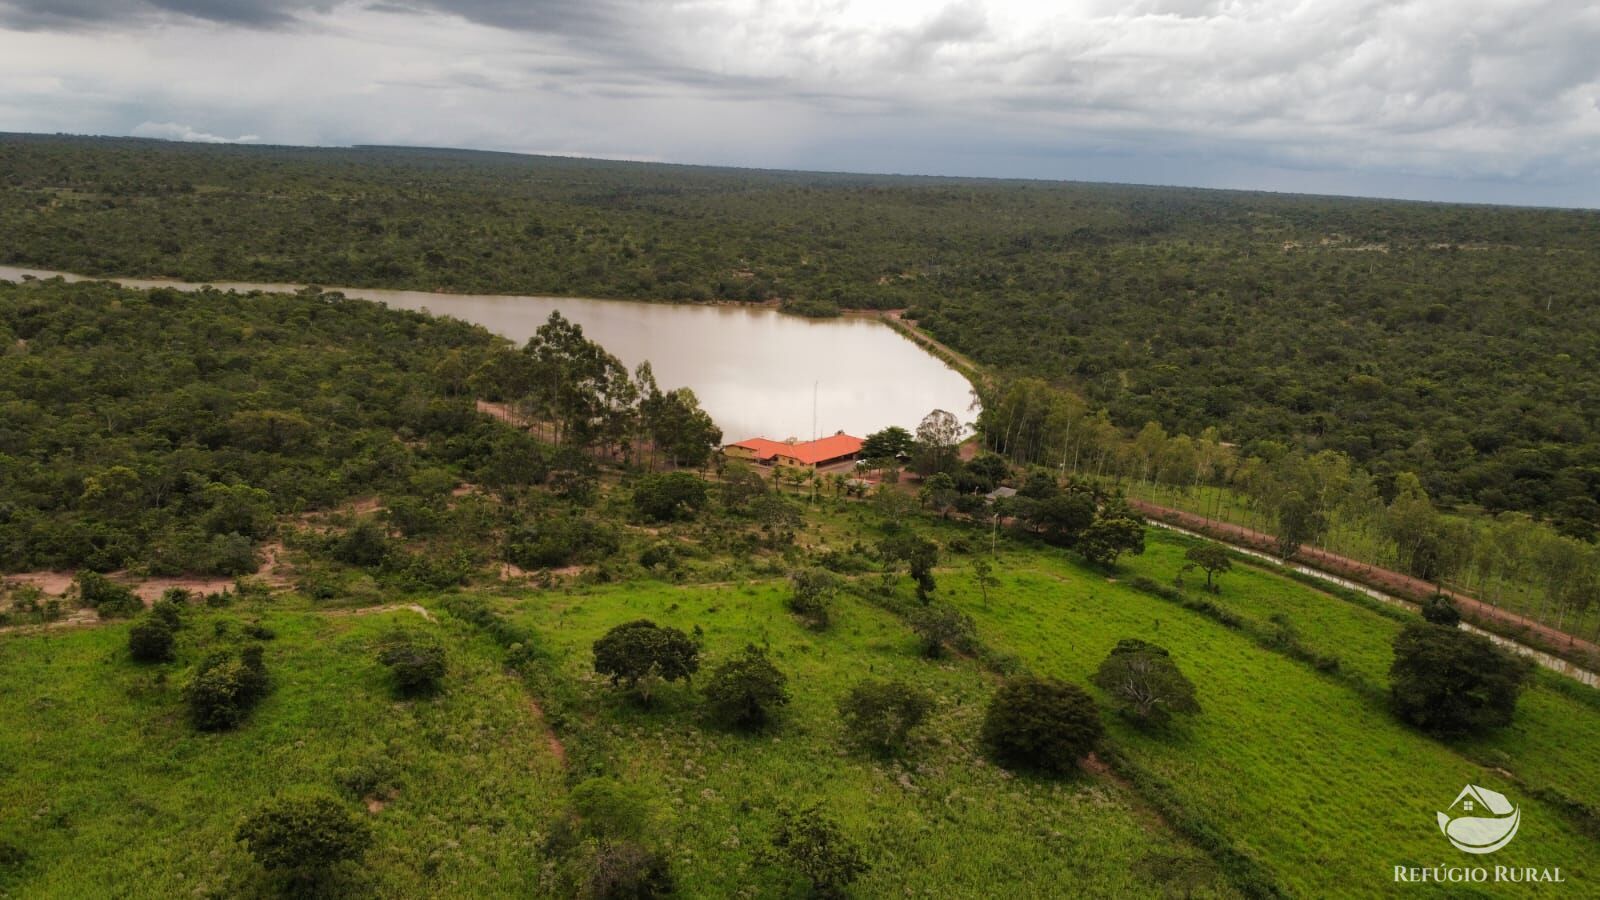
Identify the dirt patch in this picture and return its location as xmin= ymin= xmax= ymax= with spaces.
xmin=525 ymin=695 xmax=567 ymax=765
xmin=364 ymin=796 xmax=387 ymax=814
xmin=2 ymin=572 xmax=75 ymax=596
xmin=318 ymin=603 xmax=436 ymax=623
xmin=0 ymin=607 xmax=99 ymax=636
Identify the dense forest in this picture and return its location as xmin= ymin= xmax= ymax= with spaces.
xmin=3 ymin=134 xmax=1600 ymax=540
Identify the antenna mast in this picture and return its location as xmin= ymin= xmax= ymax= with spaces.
xmin=812 ymin=380 xmax=818 ymax=443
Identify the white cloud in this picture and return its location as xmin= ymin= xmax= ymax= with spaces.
xmin=130 ymin=121 xmax=259 ymax=143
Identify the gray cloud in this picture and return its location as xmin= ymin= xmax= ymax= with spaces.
xmin=1 ymin=0 xmax=1597 ymax=206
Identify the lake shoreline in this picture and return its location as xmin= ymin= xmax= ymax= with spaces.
xmin=0 ymin=263 xmax=981 ymax=443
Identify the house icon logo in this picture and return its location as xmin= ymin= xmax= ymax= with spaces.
xmin=1438 ymin=785 xmax=1520 ymax=854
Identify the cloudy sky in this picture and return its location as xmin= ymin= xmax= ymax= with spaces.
xmin=2 ymin=0 xmax=1598 ymax=207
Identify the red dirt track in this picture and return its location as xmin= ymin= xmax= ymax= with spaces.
xmin=1128 ymin=499 xmax=1600 ymax=667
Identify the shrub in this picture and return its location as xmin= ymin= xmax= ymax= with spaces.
xmin=1091 ymin=639 xmax=1200 ymax=726
xmin=568 ymin=778 xmax=655 ymax=842
xmin=908 ymin=603 xmax=977 ymax=658
xmin=838 ymin=679 xmax=935 ymax=756
xmin=1389 ymin=623 xmax=1532 ymax=734
xmin=762 ymin=804 xmax=868 ymax=900
xmin=787 ymin=567 xmax=839 ymax=630
xmin=639 ymin=542 xmax=680 ymax=572
xmin=150 ymin=590 xmax=189 ymax=629
xmin=376 ymin=630 xmax=447 ymax=696
xmin=703 ymin=644 xmax=789 ymax=730
xmin=1421 ymin=594 xmax=1461 ymax=627
xmin=981 ymin=675 xmax=1103 ymax=774
xmin=592 ymin=620 xmax=699 ymax=704
xmin=185 ymin=647 xmax=270 ymax=731
xmin=236 ymin=794 xmax=373 ymax=889
xmin=0 ymin=838 xmax=27 ymax=874
xmin=506 ymin=516 xmax=620 ymax=569
xmin=75 ymin=571 xmax=141 ymax=618
xmin=127 ymin=616 xmax=176 ymax=663
xmin=583 ymin=842 xmax=675 ymax=900
xmin=631 ymin=472 xmax=708 ymax=522
xmin=332 ymin=520 xmax=391 ymax=568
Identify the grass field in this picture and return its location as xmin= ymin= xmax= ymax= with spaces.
xmin=3 ymin=506 xmax=1598 ymax=898
xmin=929 ymin=528 xmax=1600 ymax=897
xmin=0 ymin=607 xmax=567 ymax=897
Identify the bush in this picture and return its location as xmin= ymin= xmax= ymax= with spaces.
xmin=909 ymin=603 xmax=977 ymax=658
xmin=75 ymin=571 xmax=141 ymax=618
xmin=583 ymin=842 xmax=675 ymax=900
xmin=838 ymin=679 xmax=935 ymax=756
xmin=703 ymin=644 xmax=789 ymax=730
xmin=592 ymin=620 xmax=699 ymax=704
xmin=631 ymin=472 xmax=708 ymax=522
xmin=376 ymin=630 xmax=447 ymax=696
xmin=568 ymin=778 xmax=655 ymax=842
xmin=506 ymin=516 xmax=620 ymax=569
xmin=1421 ymin=594 xmax=1461 ymax=627
xmin=236 ymin=794 xmax=373 ymax=889
xmin=185 ymin=646 xmax=270 ymax=731
xmin=762 ymin=804 xmax=868 ymax=900
xmin=787 ymin=568 xmax=839 ymax=630
xmin=127 ymin=616 xmax=176 ymax=663
xmin=1389 ymin=622 xmax=1532 ymax=734
xmin=981 ymin=675 xmax=1103 ymax=774
xmin=332 ymin=520 xmax=391 ymax=568
xmin=1091 ymin=639 xmax=1200 ymax=726
xmin=0 ymin=838 xmax=27 ymax=874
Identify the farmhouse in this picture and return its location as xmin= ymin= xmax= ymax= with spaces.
xmin=724 ymin=432 xmax=864 ymax=472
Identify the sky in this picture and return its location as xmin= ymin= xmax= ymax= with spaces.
xmin=1 ymin=0 xmax=1598 ymax=207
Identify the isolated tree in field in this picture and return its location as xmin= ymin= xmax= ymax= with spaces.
xmin=838 ymin=679 xmax=935 ymax=756
xmin=1181 ymin=543 xmax=1232 ymax=592
xmin=236 ymin=794 xmax=372 ymax=891
xmin=376 ymin=629 xmax=447 ymax=696
xmin=592 ymin=620 xmax=700 ymax=704
xmin=971 ymin=556 xmax=1000 ymax=608
xmin=1078 ymin=511 xmax=1145 ymax=568
xmin=981 ymin=675 xmax=1103 ymax=774
xmin=185 ymin=646 xmax=270 ymax=731
xmin=879 ymin=531 xmax=939 ymax=601
xmin=1421 ymin=594 xmax=1461 ymax=628
xmin=703 ymin=644 xmax=789 ymax=730
xmin=1389 ymin=623 xmax=1532 ymax=734
xmin=788 ymin=567 xmax=839 ymax=630
xmin=762 ymin=804 xmax=869 ymax=900
xmin=909 ymin=602 xmax=977 ymax=658
xmin=1091 ymin=639 xmax=1200 ymax=727
xmin=913 ymin=408 xmax=963 ymax=475
xmin=127 ymin=615 xmax=176 ymax=663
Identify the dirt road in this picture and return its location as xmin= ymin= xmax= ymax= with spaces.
xmin=1128 ymin=499 xmax=1600 ymax=666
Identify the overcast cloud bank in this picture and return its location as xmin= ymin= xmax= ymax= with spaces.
xmin=2 ymin=0 xmax=1597 ymax=206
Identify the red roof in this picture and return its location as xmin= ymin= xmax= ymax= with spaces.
xmin=729 ymin=433 xmax=864 ymax=465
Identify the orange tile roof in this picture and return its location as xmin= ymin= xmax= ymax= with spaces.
xmin=728 ymin=433 xmax=864 ymax=465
